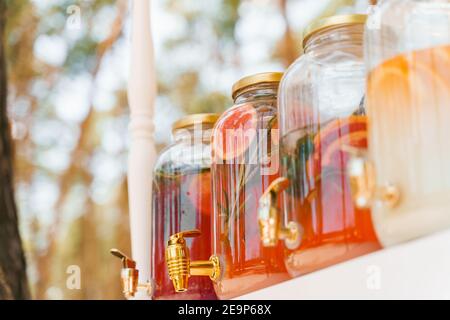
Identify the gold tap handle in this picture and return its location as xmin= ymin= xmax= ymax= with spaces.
xmin=346 ymin=146 xmax=400 ymax=209
xmin=259 ymin=177 xmax=302 ymax=250
xmin=261 ymin=177 xmax=290 ymax=200
xmin=166 ymin=229 xmax=220 ymax=293
xmin=110 ymin=248 xmax=136 ymax=269
xmin=280 ymin=221 xmax=302 ymax=250
xmin=110 ymin=248 xmax=151 ymax=298
xmin=174 ymin=229 xmax=201 ymax=239
xmin=168 ymin=229 xmax=201 ymax=245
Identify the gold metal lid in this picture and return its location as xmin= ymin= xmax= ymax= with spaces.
xmin=232 ymin=72 xmax=283 ymax=100
xmin=172 ymin=113 xmax=221 ymax=131
xmin=302 ymin=14 xmax=367 ymax=49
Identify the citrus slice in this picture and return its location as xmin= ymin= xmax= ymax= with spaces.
xmin=368 ymin=46 xmax=450 ymax=112
xmin=310 ymin=116 xmax=367 ymax=174
xmin=321 ymin=130 xmax=367 ymax=168
xmin=313 ymin=116 xmax=367 ymax=152
xmin=367 ymin=55 xmax=412 ymax=112
xmin=211 ymin=104 xmax=257 ymax=162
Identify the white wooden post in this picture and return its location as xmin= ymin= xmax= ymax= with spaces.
xmin=127 ymin=0 xmax=156 ymax=299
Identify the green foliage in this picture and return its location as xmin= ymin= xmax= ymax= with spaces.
xmin=188 ymin=92 xmax=230 ymax=114
xmin=64 ymin=35 xmax=98 ymax=74
xmin=214 ymin=0 xmax=240 ymax=40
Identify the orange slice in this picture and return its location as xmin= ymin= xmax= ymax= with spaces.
xmin=307 ymin=116 xmax=368 ymax=180
xmin=321 ymin=130 xmax=367 ymax=168
xmin=313 ymin=116 xmax=367 ymax=152
xmin=368 ymin=55 xmax=412 ymax=112
xmin=311 ymin=116 xmax=367 ymax=170
xmin=368 ymin=45 xmax=450 ymax=112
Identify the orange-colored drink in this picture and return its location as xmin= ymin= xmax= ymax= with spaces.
xmin=282 ymin=115 xmax=381 ymax=276
xmin=211 ymin=105 xmax=289 ymax=299
xmin=152 ymin=168 xmax=217 ymax=300
xmin=367 ymin=45 xmax=450 ymax=246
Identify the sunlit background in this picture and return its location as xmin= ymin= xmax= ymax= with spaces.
xmin=6 ymin=0 xmax=372 ymax=299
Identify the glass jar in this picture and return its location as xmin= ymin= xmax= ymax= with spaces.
xmin=357 ymin=0 xmax=450 ymax=246
xmin=151 ymin=114 xmax=219 ymax=300
xmin=210 ymin=73 xmax=289 ymax=299
xmin=277 ymin=15 xmax=381 ymax=277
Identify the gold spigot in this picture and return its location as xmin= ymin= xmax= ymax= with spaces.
xmin=258 ymin=177 xmax=302 ymax=250
xmin=346 ymin=148 xmax=400 ymax=209
xmin=110 ymin=248 xmax=152 ymax=298
xmin=165 ymin=230 xmax=220 ymax=293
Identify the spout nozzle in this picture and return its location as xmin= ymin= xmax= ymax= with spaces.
xmin=171 ymin=275 xmax=189 ymax=293
xmin=166 ymin=230 xmax=220 ymax=293
xmin=281 ymin=221 xmax=302 ymax=250
xmin=259 ymin=218 xmax=278 ymax=247
xmin=347 ymin=152 xmax=400 ymax=209
xmin=258 ymin=177 xmax=301 ymax=250
xmin=110 ymin=248 xmax=152 ymax=298
xmin=347 ymin=155 xmax=374 ymax=209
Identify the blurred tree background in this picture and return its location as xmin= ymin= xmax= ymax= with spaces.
xmin=4 ymin=0 xmax=369 ymax=299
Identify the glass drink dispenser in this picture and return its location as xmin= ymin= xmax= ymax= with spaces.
xmin=211 ymin=72 xmax=296 ymax=299
xmin=272 ymin=15 xmax=381 ymax=277
xmin=349 ymin=0 xmax=450 ymax=247
xmin=152 ymin=114 xmax=220 ymax=300
xmin=164 ymin=73 xmax=296 ymax=300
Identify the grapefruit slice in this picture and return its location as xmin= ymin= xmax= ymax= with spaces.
xmin=211 ymin=104 xmax=257 ymax=162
